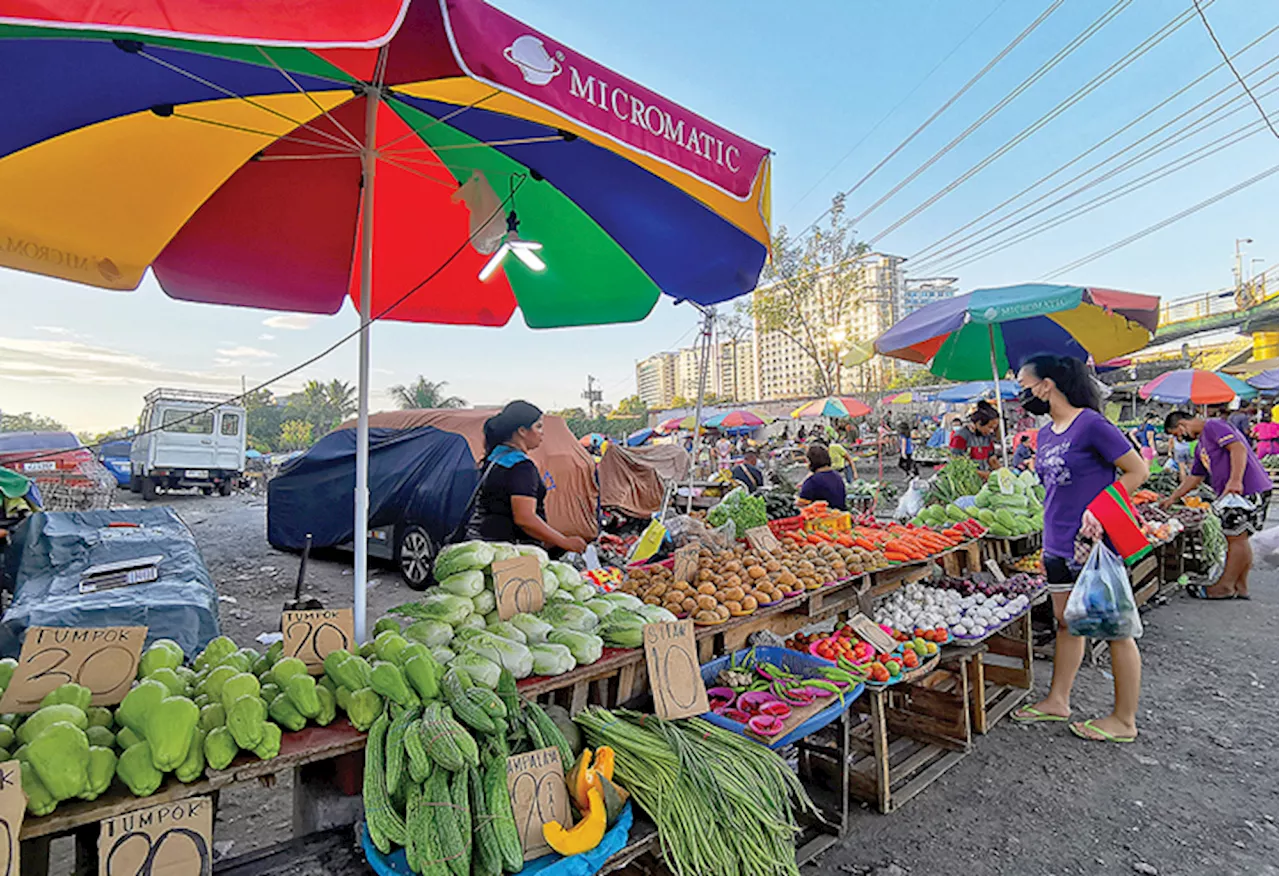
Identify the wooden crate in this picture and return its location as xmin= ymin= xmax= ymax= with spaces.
xmin=950 ymin=612 xmax=1034 ymax=735
xmin=1130 ymin=553 xmax=1160 ymax=607
xmin=1157 ymin=533 xmax=1185 ymax=587
xmin=803 ymin=574 xmax=869 ymax=619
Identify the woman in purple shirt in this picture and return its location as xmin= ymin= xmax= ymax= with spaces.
xmin=796 ymin=444 xmax=847 ymax=511
xmin=1012 ymin=354 xmax=1148 ymax=744
xmin=1159 ymin=411 xmax=1272 ymax=599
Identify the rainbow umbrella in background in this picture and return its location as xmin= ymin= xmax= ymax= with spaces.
xmin=876 ymin=283 xmax=1158 ymax=463
xmin=1139 ymin=370 xmax=1257 ymax=404
xmin=0 ymin=0 xmax=771 ymax=637
xmin=703 ymin=410 xmax=766 ymax=429
xmin=656 ymin=415 xmax=697 ymax=433
xmin=790 ymin=396 xmax=872 ymax=419
xmin=881 ymin=390 xmax=930 ymax=404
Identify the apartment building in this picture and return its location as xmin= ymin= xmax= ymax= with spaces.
xmin=635 ymin=352 xmax=678 ymax=410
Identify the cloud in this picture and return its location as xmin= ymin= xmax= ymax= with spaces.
xmin=258 ymin=333 xmax=276 ymax=341
xmin=34 ymin=325 xmax=72 ymax=335
xmin=263 ymin=314 xmax=317 ymax=330
xmin=215 ymin=345 xmax=277 ymax=366
xmin=0 ymin=337 xmax=239 ymax=390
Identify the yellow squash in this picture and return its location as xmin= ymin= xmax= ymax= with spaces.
xmin=543 ymin=787 xmax=606 ymax=856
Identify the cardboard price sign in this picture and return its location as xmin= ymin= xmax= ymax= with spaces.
xmin=985 ymin=559 xmax=1007 ymax=583
xmin=493 ymin=556 xmax=544 ymax=621
xmin=99 ymin=795 xmax=213 ymax=876
xmin=744 ymin=526 xmax=781 ymax=553
xmin=848 ymin=614 xmax=898 ymax=655
xmin=0 ymin=626 xmax=147 ymax=713
xmin=0 ymin=761 xmax=22 ymax=876
xmin=506 ymin=748 xmax=572 ymax=861
xmin=643 ymin=620 xmax=709 ymax=719
xmin=672 ymin=544 xmax=700 ymax=583
xmin=282 ymin=608 xmax=355 ymax=675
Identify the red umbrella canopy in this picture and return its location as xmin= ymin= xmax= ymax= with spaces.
xmin=0 ymin=0 xmax=772 ymax=329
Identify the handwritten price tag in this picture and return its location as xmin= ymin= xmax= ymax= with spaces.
xmin=99 ymin=795 xmax=213 ymax=876
xmin=282 ymin=609 xmax=354 ymax=675
xmin=671 ymin=544 xmax=699 ymax=583
xmin=643 ymin=620 xmax=709 ymax=719
xmin=745 ymin=526 xmax=781 ymax=553
xmin=849 ymin=614 xmax=897 ymax=655
xmin=493 ymin=556 xmax=544 ymax=621
xmin=0 ymin=761 xmax=22 ymax=876
xmin=0 ymin=626 xmax=147 ymax=713
xmin=506 ymin=748 xmax=572 ymax=861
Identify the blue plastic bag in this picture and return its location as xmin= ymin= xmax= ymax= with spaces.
xmin=1064 ymin=542 xmax=1143 ymax=640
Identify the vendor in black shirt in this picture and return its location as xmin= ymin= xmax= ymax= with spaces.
xmin=730 ymin=450 xmax=765 ymax=493
xmin=468 ymin=401 xmax=588 ymax=553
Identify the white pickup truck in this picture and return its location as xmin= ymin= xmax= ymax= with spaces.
xmin=129 ymin=388 xmax=246 ymax=500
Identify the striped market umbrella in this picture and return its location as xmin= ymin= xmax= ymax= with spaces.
xmin=790 ymin=396 xmax=872 ymax=419
xmin=656 ymin=415 xmax=696 ymax=433
xmin=703 ymin=410 xmax=766 ymax=429
xmin=0 ymin=0 xmax=771 ymax=638
xmin=1139 ymin=370 xmax=1257 ymax=404
xmin=881 ymin=390 xmax=929 ymax=404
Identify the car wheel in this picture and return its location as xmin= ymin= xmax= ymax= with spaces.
xmin=396 ymin=525 xmax=434 ymax=590
xmin=218 ymin=481 xmax=232 ymax=496
xmin=200 ymin=486 xmax=213 ymax=496
xmin=141 ymin=477 xmax=157 ymax=501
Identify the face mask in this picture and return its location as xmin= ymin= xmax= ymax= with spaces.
xmin=1020 ymin=387 xmax=1050 ymax=416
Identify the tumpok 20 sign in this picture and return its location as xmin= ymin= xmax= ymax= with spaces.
xmin=442 ymin=0 xmax=769 ymax=200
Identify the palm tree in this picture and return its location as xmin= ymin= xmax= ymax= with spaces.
xmin=388 ymin=377 xmax=468 ymax=410
xmin=325 ymin=379 xmax=357 ymax=419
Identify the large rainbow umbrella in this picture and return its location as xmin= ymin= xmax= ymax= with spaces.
xmin=1139 ymin=370 xmax=1257 ymax=404
xmin=703 ymin=410 xmax=766 ymax=429
xmin=790 ymin=397 xmax=872 ymax=419
xmin=0 ymin=0 xmax=771 ymax=637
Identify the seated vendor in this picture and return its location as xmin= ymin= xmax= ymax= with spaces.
xmin=730 ymin=450 xmax=765 ymax=493
xmin=796 ymin=444 xmax=847 ymax=511
xmin=467 ymin=401 xmax=588 ymax=554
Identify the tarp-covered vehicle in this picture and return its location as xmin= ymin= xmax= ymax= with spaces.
xmin=0 ymin=507 xmax=221 ymax=659
xmin=267 ymin=425 xmax=479 ymax=588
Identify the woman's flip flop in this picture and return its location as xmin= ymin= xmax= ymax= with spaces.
xmin=1013 ymin=706 xmax=1068 ymax=723
xmin=1186 ymin=584 xmax=1235 ymax=600
xmin=1070 ymin=719 xmax=1136 ymax=744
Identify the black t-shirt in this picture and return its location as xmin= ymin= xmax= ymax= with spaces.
xmin=471 ymin=459 xmax=547 ymax=544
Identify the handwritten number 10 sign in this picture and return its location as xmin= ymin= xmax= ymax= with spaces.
xmin=643 ymin=621 xmax=709 ymax=719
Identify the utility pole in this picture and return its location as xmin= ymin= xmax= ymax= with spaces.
xmin=581 ymin=375 xmax=602 ymax=419
xmin=1234 ymin=237 xmax=1253 ymax=307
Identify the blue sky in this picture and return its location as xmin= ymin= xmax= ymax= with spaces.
xmin=2 ymin=0 xmax=1276 ymax=431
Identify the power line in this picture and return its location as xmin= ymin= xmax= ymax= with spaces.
xmin=785 ymin=0 xmax=1011 ymax=216
xmin=906 ymin=28 xmax=1277 ymax=267
xmin=916 ymin=64 xmax=1274 ymax=274
xmin=934 ymin=108 xmax=1277 ymax=273
xmin=868 ymin=0 xmax=1218 ymax=246
xmin=1191 ymin=0 xmax=1279 ymax=137
xmin=1037 ymin=164 xmax=1279 ymax=280
xmin=848 ymin=0 xmax=1132 ymax=229
xmin=794 ymin=0 xmax=1065 ymax=238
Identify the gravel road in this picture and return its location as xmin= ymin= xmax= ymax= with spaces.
xmin=90 ymin=487 xmax=1276 ymax=876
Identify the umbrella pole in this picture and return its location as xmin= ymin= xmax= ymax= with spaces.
xmin=987 ymin=324 xmax=1010 ymax=466
xmin=353 ymin=87 xmax=379 ymax=644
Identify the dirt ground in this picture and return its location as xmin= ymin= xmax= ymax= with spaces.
xmin=42 ymin=484 xmax=1277 ymax=875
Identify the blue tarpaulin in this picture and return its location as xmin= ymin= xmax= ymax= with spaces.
xmin=0 ymin=508 xmax=221 ymax=659
xmin=267 ymin=426 xmax=478 ymax=552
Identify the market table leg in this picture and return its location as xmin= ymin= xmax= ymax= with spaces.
xmin=20 ymin=837 xmax=49 ymax=876
xmin=72 ymin=823 xmax=96 ymax=876
xmin=967 ymin=653 xmax=988 ymax=735
xmin=869 ymin=691 xmax=890 ymax=814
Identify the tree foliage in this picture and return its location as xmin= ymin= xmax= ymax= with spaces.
xmin=388 ymin=377 xmax=467 ymax=411
xmin=278 ymin=419 xmax=314 ymax=450
xmin=750 ymin=194 xmax=870 ymax=397
xmin=610 ymin=395 xmax=647 ymax=417
xmin=1 ymin=412 xmax=66 ymax=433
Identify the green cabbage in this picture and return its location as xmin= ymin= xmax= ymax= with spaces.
xmin=390 ymin=594 xmax=473 ymax=627
xmin=516 ymin=545 xmax=549 ymax=565
xmin=457 ymin=614 xmax=486 ymax=631
xmin=570 ymin=583 xmax=597 ymax=603
xmin=546 ymin=589 xmax=576 ymax=604
xmin=529 ymin=643 xmax=575 ymax=676
xmin=598 ymin=592 xmax=644 ymax=612
xmin=546 ymin=629 xmax=603 ymax=666
xmin=542 ymin=568 xmax=560 ymax=597
xmin=430 ymin=647 xmax=455 ymax=664
xmin=461 ymin=632 xmax=533 ymax=678
xmin=637 ymin=604 xmax=678 ymax=624
xmin=545 ymin=561 xmax=580 ymax=593
xmin=510 ymin=613 xmax=553 ymax=644
xmin=584 ymin=598 xmax=617 ymax=619
xmin=471 ymin=589 xmax=496 ymax=616
xmin=486 ymin=622 xmax=527 ymax=644
xmin=439 ymin=569 xmax=485 ymax=598
xmin=538 ymin=603 xmax=600 ymax=632
xmin=403 ymin=619 xmax=454 ymax=649
xmin=488 ymin=543 xmax=519 ymax=563
xmin=452 ymin=650 xmax=501 ymax=688
xmin=433 ymin=541 xmax=495 ymax=580
xmin=484 ymin=610 xmax=502 ymax=626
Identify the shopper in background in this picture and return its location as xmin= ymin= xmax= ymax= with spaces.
xmin=828 ymin=439 xmax=854 ymax=484
xmin=1227 ymin=403 xmax=1253 ymax=437
xmin=1160 ymin=410 xmax=1272 ymax=599
xmin=897 ymin=422 xmax=917 ymax=477
xmin=714 ymin=433 xmax=733 ymax=472
xmin=1129 ymin=413 xmax=1160 ymax=464
xmin=1170 ymin=432 xmax=1193 ymax=479
xmin=730 ymin=450 xmax=765 ymax=493
xmin=1012 ymin=435 xmax=1035 ymax=471
xmin=949 ymin=401 xmax=1002 ymax=471
xmin=796 ymin=443 xmax=847 ymax=511
xmin=1012 ymin=354 xmax=1147 ymax=744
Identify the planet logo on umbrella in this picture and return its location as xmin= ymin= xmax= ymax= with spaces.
xmin=504 ymin=35 xmax=563 ymax=86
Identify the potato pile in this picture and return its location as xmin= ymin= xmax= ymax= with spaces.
xmin=621 ymin=540 xmax=890 ymax=625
